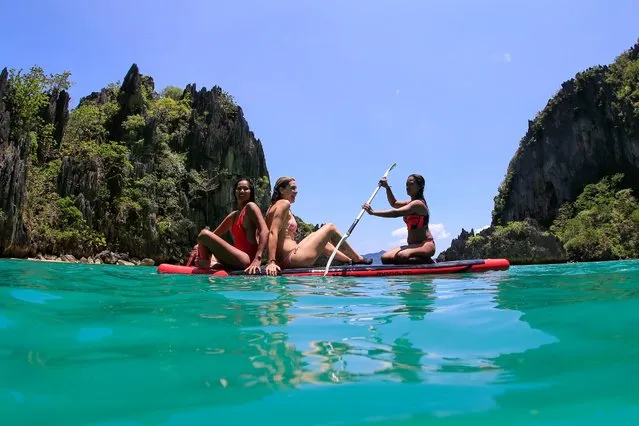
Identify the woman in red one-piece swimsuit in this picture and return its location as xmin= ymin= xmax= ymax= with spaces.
xmin=187 ymin=177 xmax=269 ymax=274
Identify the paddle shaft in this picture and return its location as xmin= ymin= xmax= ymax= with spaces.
xmin=323 ymin=163 xmax=396 ymax=275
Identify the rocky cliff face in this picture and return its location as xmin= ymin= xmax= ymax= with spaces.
xmin=0 ymin=64 xmax=271 ymax=262
xmin=492 ymin=40 xmax=639 ymax=228
xmin=181 ymin=83 xmax=269 ymax=228
xmin=0 ymin=67 xmax=29 ymax=255
xmin=439 ymin=40 xmax=639 ymax=264
xmin=436 ymin=220 xmax=566 ymax=265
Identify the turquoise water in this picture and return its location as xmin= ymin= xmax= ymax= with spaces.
xmin=1 ymin=259 xmax=638 ymax=425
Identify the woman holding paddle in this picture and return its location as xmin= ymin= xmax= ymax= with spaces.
xmin=264 ymin=176 xmax=372 ymax=276
xmin=186 ymin=177 xmax=269 ymax=274
xmin=362 ymin=173 xmax=436 ymax=264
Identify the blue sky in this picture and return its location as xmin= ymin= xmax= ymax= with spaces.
xmin=2 ymin=0 xmax=638 ymax=255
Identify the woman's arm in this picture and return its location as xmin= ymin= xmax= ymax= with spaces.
xmin=380 ymin=179 xmax=408 ymax=208
xmin=245 ymin=202 xmax=269 ymax=270
xmin=363 ymin=200 xmax=424 ymax=218
xmin=212 ymin=211 xmax=236 ymax=236
xmin=265 ymin=200 xmax=289 ymax=275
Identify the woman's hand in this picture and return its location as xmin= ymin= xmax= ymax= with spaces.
xmin=265 ymin=261 xmax=281 ymax=276
xmin=362 ymin=203 xmax=375 ymax=215
xmin=245 ymin=259 xmax=262 ymax=275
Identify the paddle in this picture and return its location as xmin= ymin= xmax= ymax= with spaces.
xmin=323 ymin=162 xmax=397 ymax=276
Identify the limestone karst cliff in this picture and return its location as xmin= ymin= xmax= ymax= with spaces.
xmin=0 ymin=64 xmax=271 ymax=263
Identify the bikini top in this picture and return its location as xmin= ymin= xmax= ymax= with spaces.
xmin=403 ymin=202 xmax=429 ymax=230
xmin=287 ymin=213 xmax=297 ymax=235
xmin=404 ymin=214 xmax=426 ymax=230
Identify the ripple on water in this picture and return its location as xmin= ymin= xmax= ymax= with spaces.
xmin=1 ymin=258 xmax=638 ymax=425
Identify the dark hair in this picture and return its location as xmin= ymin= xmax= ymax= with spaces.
xmin=233 ymin=177 xmax=255 ymax=205
xmin=271 ymin=176 xmax=295 ymax=205
xmin=408 ymin=174 xmax=425 ymax=200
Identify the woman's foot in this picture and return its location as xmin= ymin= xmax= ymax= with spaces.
xmin=352 ymin=256 xmax=373 ymax=265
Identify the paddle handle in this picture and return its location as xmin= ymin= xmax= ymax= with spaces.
xmin=323 ymin=163 xmax=396 ymax=276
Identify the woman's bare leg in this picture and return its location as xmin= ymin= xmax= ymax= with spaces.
xmin=286 ymin=223 xmax=368 ymax=267
xmin=197 ymin=230 xmax=251 ymax=269
xmin=383 ymin=241 xmax=435 ymax=264
xmin=323 ymin=242 xmax=351 ymax=263
xmin=320 ymin=223 xmax=367 ymax=263
xmin=381 ymin=247 xmax=403 ymax=264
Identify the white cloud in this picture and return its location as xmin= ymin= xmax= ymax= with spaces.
xmin=388 ymin=223 xmax=449 ymax=247
xmin=391 ymin=227 xmax=407 ymax=237
xmin=429 ymin=223 xmax=450 ymax=239
xmin=395 ymin=89 xmax=400 ymax=95
xmin=389 ymin=238 xmax=405 ymax=248
xmin=476 ymin=224 xmax=489 ymax=233
xmin=492 ymin=52 xmax=512 ymax=63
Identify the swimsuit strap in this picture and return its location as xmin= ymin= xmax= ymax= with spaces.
xmin=287 ymin=213 xmax=297 ymax=234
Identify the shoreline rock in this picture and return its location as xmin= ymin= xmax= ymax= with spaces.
xmin=437 ymin=219 xmax=568 ymax=265
xmin=20 ymin=250 xmax=157 ymax=266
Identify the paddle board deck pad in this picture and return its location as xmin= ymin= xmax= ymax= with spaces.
xmin=157 ymin=258 xmax=509 ymax=277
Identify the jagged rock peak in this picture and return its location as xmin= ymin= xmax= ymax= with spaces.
xmin=118 ymin=63 xmax=153 ymax=116
xmin=0 ymin=68 xmax=9 ymax=146
xmin=107 ymin=64 xmax=155 ymax=141
xmin=628 ymin=38 xmax=639 ymax=60
xmin=78 ymin=87 xmax=116 ymax=108
xmin=0 ymin=67 xmax=7 ymax=92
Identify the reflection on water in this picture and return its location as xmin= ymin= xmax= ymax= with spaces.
xmin=1 ymin=259 xmax=639 ymax=425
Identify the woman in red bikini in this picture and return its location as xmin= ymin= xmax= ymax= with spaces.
xmin=362 ymin=173 xmax=436 ymax=264
xmin=187 ymin=177 xmax=269 ymax=274
xmin=264 ymin=176 xmax=372 ymax=276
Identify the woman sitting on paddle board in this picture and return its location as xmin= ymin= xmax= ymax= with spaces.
xmin=264 ymin=176 xmax=372 ymax=276
xmin=187 ymin=177 xmax=269 ymax=274
xmin=362 ymin=173 xmax=435 ymax=264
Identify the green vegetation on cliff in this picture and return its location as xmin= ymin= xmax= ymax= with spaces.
xmin=440 ymin=174 xmax=639 ymax=264
xmin=1 ymin=64 xmax=317 ymax=263
xmin=436 ymin=220 xmax=566 ymax=265
xmin=551 ymin=174 xmax=639 ymax=261
xmin=491 ymin=40 xmax=639 ymax=228
xmin=443 ymin=39 xmax=639 ymax=265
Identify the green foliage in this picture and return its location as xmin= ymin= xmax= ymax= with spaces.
xmin=161 ymin=86 xmax=184 ymax=101
xmin=121 ymin=114 xmax=146 ymax=150
xmin=439 ymin=220 xmax=566 ymax=265
xmin=493 ymin=42 xmax=639 ymax=227
xmin=105 ymin=81 xmax=121 ymax=96
xmin=467 ymin=235 xmax=485 ymax=248
xmin=63 ymin=104 xmax=110 ymax=144
xmin=5 ymin=66 xmax=72 ymax=137
xmin=6 ymin=64 xmax=273 ymax=263
xmin=550 ymin=174 xmax=639 ymax=261
xmin=215 ymin=86 xmax=238 ymax=115
xmin=255 ymin=176 xmax=271 ymax=213
xmin=24 ymin=162 xmax=107 ymax=256
xmin=148 ymin=95 xmax=191 ymax=144
xmin=606 ymin=50 xmax=639 ymax=117
xmin=494 ymin=220 xmax=529 ymax=239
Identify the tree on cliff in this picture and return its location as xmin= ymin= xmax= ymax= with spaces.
xmin=440 ymin=39 xmax=639 ymax=264
xmin=1 ymin=64 xmax=284 ymax=263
